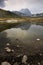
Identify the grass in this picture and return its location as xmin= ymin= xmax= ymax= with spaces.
xmin=0 ymin=17 xmax=43 ymax=22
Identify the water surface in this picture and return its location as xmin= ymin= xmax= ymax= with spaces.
xmin=0 ymin=22 xmax=43 ymax=54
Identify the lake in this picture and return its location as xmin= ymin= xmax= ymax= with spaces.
xmin=0 ymin=22 xmax=43 ymax=55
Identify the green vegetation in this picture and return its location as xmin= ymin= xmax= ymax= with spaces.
xmin=0 ymin=9 xmax=20 ymax=18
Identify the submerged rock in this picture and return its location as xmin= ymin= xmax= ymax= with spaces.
xmin=1 ymin=62 xmax=11 ymax=65
xmin=22 ymin=55 xmax=28 ymax=64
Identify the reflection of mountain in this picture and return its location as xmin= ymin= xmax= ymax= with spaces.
xmin=15 ymin=22 xmax=31 ymax=30
xmin=36 ymin=22 xmax=43 ymax=26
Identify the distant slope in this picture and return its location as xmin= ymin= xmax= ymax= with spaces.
xmin=0 ymin=9 xmax=19 ymax=18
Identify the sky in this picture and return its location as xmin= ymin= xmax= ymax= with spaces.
xmin=0 ymin=0 xmax=43 ymax=14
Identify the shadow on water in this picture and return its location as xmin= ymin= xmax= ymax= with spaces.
xmin=0 ymin=32 xmax=11 ymax=51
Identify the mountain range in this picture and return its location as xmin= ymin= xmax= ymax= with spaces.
xmin=0 ymin=8 xmax=43 ymax=18
xmin=12 ymin=9 xmax=32 ymax=16
xmin=0 ymin=9 xmax=19 ymax=18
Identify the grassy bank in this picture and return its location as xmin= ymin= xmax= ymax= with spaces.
xmin=0 ymin=17 xmax=43 ymax=22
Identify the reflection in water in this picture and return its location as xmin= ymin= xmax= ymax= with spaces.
xmin=0 ymin=22 xmax=43 ymax=54
xmin=0 ymin=32 xmax=10 ymax=51
xmin=15 ymin=22 xmax=31 ymax=30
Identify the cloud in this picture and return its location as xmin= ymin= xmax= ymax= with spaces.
xmin=0 ymin=0 xmax=7 ymax=7
xmin=2 ymin=0 xmax=43 ymax=13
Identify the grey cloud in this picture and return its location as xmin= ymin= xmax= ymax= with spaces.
xmin=0 ymin=0 xmax=6 ymax=7
xmin=1 ymin=0 xmax=43 ymax=14
xmin=27 ymin=0 xmax=43 ymax=3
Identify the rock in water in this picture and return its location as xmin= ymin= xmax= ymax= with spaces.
xmin=1 ymin=62 xmax=11 ymax=65
xmin=22 ymin=55 xmax=28 ymax=64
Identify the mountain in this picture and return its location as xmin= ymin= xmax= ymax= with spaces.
xmin=32 ymin=13 xmax=43 ymax=17
xmin=36 ymin=13 xmax=43 ymax=17
xmin=12 ymin=8 xmax=32 ymax=17
xmin=20 ymin=8 xmax=31 ymax=16
xmin=0 ymin=9 xmax=19 ymax=18
xmin=12 ymin=11 xmax=25 ymax=16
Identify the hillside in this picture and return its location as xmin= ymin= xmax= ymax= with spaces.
xmin=0 ymin=9 xmax=19 ymax=18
